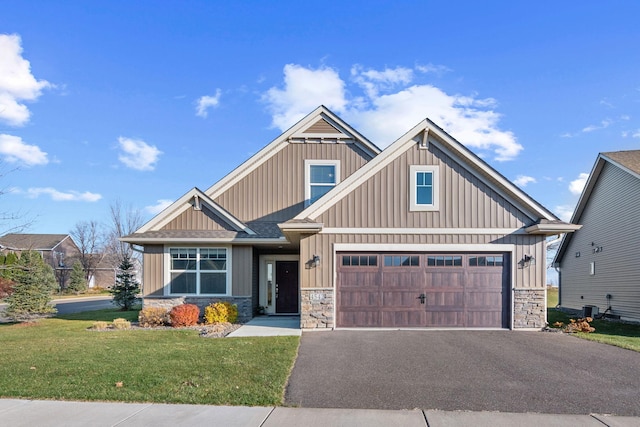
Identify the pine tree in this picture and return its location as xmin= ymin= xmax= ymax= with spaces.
xmin=5 ymin=251 xmax=57 ymax=321
xmin=67 ymin=262 xmax=87 ymax=295
xmin=111 ymin=254 xmax=140 ymax=310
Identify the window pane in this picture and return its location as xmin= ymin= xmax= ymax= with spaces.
xmin=200 ymin=259 xmax=226 ymax=270
xmin=342 ymin=256 xmax=350 ymax=266
xmin=310 ymin=165 xmax=336 ymax=184
xmin=310 ymin=185 xmax=332 ymax=202
xmin=401 ymin=256 xmax=410 ymax=266
xmin=170 ymin=272 xmax=196 ymax=294
xmin=351 ymin=256 xmax=360 ymax=266
xmin=172 ymin=259 xmax=196 ymax=270
xmin=453 ymin=256 xmax=463 ymax=266
xmin=495 ymin=256 xmax=503 ymax=266
xmin=436 ymin=256 xmax=445 ymax=266
xmin=410 ymin=256 xmax=420 ymax=266
xmin=416 ymin=187 xmax=433 ymax=205
xmin=445 ymin=256 xmax=453 ymax=266
xmin=478 ymin=256 xmax=487 ymax=266
xmin=384 ymin=256 xmax=392 ymax=266
xmin=201 ymin=273 xmax=226 ymax=294
xmin=427 ymin=256 xmax=436 ymax=266
xmin=469 ymin=257 xmax=477 ymax=266
xmin=369 ymin=256 xmax=377 ymax=266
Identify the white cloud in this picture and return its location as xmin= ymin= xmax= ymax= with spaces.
xmin=555 ymin=204 xmax=575 ymax=222
xmin=582 ymin=119 xmax=612 ymax=133
xmin=25 ymin=187 xmax=102 ymax=202
xmin=569 ymin=172 xmax=589 ymax=195
xmin=262 ymin=64 xmax=347 ymax=131
xmin=513 ymin=175 xmax=537 ymax=187
xmin=145 ymin=199 xmax=173 ymax=215
xmin=416 ymin=63 xmax=451 ymax=75
xmin=0 ymin=134 xmax=48 ymax=165
xmin=117 ymin=137 xmax=162 ymax=171
xmin=263 ymin=64 xmax=522 ymax=161
xmin=195 ymin=89 xmax=221 ymax=118
xmin=0 ymin=34 xmax=51 ymax=126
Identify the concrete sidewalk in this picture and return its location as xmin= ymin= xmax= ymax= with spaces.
xmin=1 ymin=399 xmax=638 ymax=427
xmin=226 ymin=315 xmax=301 ymax=337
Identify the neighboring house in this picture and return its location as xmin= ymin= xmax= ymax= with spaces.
xmin=554 ymin=150 xmax=640 ymax=322
xmin=0 ymin=233 xmax=79 ymax=289
xmin=0 ymin=233 xmax=118 ymax=290
xmin=122 ymin=106 xmax=578 ymax=329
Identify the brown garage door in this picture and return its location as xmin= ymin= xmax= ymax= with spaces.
xmin=337 ymin=252 xmax=510 ymax=328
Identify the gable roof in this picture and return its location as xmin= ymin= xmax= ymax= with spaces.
xmin=123 ymin=188 xmax=258 ymax=243
xmin=554 ymin=150 xmax=640 ymax=264
xmin=287 ymin=117 xmax=562 ymax=227
xmin=0 ymin=233 xmax=72 ymax=251
xmin=205 ymin=105 xmax=381 ymax=200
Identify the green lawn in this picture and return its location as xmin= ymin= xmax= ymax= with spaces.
xmin=547 ymin=287 xmax=640 ymax=352
xmin=0 ymin=309 xmax=299 ymax=405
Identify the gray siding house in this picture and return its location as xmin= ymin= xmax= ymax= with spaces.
xmin=123 ymin=106 xmax=578 ymax=330
xmin=554 ymin=150 xmax=640 ymax=322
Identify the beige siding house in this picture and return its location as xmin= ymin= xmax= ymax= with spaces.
xmin=554 ymin=150 xmax=640 ymax=322
xmin=123 ymin=106 xmax=578 ymax=329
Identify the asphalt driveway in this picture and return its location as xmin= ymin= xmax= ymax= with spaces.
xmin=285 ymin=330 xmax=640 ymax=416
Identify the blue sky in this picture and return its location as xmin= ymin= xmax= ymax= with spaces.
xmin=1 ymin=1 xmax=639 ymax=238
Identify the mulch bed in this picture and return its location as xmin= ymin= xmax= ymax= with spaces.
xmin=89 ymin=322 xmax=243 ymax=338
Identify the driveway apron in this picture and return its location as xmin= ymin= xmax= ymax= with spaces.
xmin=284 ymin=330 xmax=640 ymax=416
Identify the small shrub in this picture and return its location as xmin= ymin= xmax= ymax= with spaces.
xmin=204 ymin=301 xmax=238 ymax=324
xmin=92 ymin=321 xmax=109 ymax=330
xmin=556 ymin=317 xmax=596 ymax=333
xmin=112 ymin=318 xmax=132 ymax=330
xmin=138 ymin=307 xmax=170 ymax=327
xmin=169 ymin=304 xmax=200 ymax=327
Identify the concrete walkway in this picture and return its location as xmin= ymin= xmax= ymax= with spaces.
xmin=227 ymin=315 xmax=301 ymax=337
xmin=1 ymin=399 xmax=638 ymax=426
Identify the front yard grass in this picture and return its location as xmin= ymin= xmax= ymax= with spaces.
xmin=0 ymin=308 xmax=299 ymax=405
xmin=547 ymin=287 xmax=640 ymax=352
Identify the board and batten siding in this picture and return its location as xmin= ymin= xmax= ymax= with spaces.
xmin=213 ymin=142 xmax=372 ymax=223
xmin=317 ymin=143 xmax=531 ymax=229
xmin=141 ymin=244 xmax=253 ymax=297
xmin=162 ymin=205 xmax=235 ymax=231
xmin=300 ymin=233 xmax=546 ymax=291
xmin=143 ymin=245 xmax=164 ymax=296
xmin=559 ymin=162 xmax=640 ymax=321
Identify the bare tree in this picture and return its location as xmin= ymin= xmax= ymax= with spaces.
xmin=106 ymin=200 xmax=144 ymax=263
xmin=70 ymin=220 xmax=106 ymax=285
xmin=1 ymin=163 xmax=33 ymax=235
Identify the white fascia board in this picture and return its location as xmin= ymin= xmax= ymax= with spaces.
xmin=321 ymin=228 xmax=524 ymax=235
xmin=206 ymin=106 xmax=379 ymax=200
xmin=121 ymin=237 xmax=288 ymax=245
xmin=137 ymin=188 xmax=199 ymax=233
xmin=296 ymin=120 xmax=429 ymax=220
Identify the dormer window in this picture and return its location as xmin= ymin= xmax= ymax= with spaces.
xmin=305 ymin=160 xmax=340 ymax=206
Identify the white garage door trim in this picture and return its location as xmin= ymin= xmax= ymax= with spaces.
xmin=333 ymin=243 xmax=516 ymax=330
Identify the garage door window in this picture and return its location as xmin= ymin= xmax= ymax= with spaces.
xmin=427 ymin=255 xmax=463 ymax=266
xmin=384 ymin=255 xmax=420 ymax=267
xmin=342 ymin=255 xmax=378 ymax=266
xmin=469 ymin=255 xmax=503 ymax=267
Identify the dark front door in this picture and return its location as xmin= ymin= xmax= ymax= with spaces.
xmin=276 ymin=261 xmax=299 ymax=314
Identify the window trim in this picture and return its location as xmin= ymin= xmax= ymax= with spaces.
xmin=165 ymin=246 xmax=232 ymax=296
xmin=305 ymin=159 xmax=340 ymax=207
xmin=409 ymin=165 xmax=439 ymax=211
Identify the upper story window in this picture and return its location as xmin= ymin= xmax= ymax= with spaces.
xmin=305 ymin=160 xmax=340 ymax=206
xmin=168 ymin=247 xmax=229 ymax=295
xmin=409 ymin=165 xmax=439 ymax=211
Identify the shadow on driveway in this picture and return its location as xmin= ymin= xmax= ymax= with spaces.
xmin=285 ymin=330 xmax=640 ymax=416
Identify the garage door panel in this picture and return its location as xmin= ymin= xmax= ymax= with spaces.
xmin=336 ymin=252 xmax=509 ymax=328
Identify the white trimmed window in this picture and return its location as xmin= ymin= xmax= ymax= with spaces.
xmin=168 ymin=248 xmax=229 ymax=295
xmin=305 ymin=160 xmax=340 ymax=206
xmin=409 ymin=165 xmax=439 ymax=211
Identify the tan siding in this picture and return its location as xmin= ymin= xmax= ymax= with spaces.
xmin=560 ymin=163 xmax=640 ymax=320
xmin=300 ymin=233 xmax=545 ymax=291
xmin=214 ymin=142 xmax=373 ymax=222
xmin=232 ymin=246 xmax=253 ymax=296
xmin=304 ymin=119 xmax=341 ymax=134
xmin=318 ymin=143 xmax=530 ymax=228
xmin=162 ymin=206 xmax=235 ymax=231
xmin=143 ymin=245 xmax=164 ymax=296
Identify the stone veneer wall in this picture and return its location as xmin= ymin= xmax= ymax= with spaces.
xmin=301 ymin=289 xmax=334 ymax=329
xmin=143 ymin=297 xmax=253 ymax=323
xmin=513 ymin=289 xmax=545 ymax=329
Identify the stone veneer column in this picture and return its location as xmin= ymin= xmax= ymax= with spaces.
xmin=301 ymin=289 xmax=334 ymax=329
xmin=513 ymin=289 xmax=546 ymax=329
